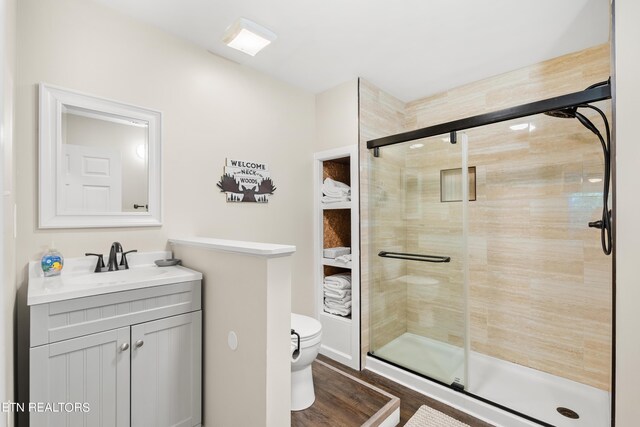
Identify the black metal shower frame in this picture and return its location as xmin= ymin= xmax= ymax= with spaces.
xmin=365 ymin=80 xmax=614 ymax=427
xmin=366 ymin=82 xmax=611 ymax=150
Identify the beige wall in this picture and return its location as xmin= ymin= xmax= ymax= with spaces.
xmin=613 ymin=0 xmax=640 ymax=424
xmin=15 ymin=0 xmax=315 ymax=318
xmin=315 ymin=80 xmax=358 ymax=152
xmin=362 ymin=43 xmax=613 ymax=390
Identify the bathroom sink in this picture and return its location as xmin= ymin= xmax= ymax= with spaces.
xmin=62 ymin=267 xmax=170 ymax=287
xmin=27 ymin=251 xmax=202 ymax=305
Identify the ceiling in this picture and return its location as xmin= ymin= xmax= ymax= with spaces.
xmin=92 ymin=0 xmax=610 ymax=102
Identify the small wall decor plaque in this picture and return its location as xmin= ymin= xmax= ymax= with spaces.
xmin=217 ymin=159 xmax=276 ymax=203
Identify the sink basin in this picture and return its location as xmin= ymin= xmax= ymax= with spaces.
xmin=62 ymin=267 xmax=170 ymax=287
xmin=27 ymin=251 xmax=203 ymax=305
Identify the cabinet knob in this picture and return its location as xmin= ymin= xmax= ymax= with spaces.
xmin=135 ymin=340 xmax=144 ymax=348
xmin=120 ymin=342 xmax=130 ymax=352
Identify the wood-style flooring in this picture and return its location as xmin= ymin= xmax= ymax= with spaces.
xmin=291 ymin=355 xmax=495 ymax=427
xmin=291 ymin=360 xmax=398 ymax=426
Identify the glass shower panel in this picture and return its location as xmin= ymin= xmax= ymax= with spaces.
xmin=369 ymin=133 xmax=468 ymax=387
xmin=464 ymin=106 xmax=612 ymax=426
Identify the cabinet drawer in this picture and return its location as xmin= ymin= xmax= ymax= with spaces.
xmin=31 ymin=280 xmax=201 ymax=346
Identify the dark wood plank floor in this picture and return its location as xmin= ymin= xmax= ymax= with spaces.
xmin=291 ymin=360 xmax=397 ymax=426
xmin=317 ymin=355 xmax=495 ymax=427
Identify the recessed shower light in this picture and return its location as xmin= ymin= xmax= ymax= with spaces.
xmin=223 ymin=18 xmax=277 ymax=56
xmin=509 ymin=122 xmax=536 ymax=132
xmin=409 ymin=143 xmax=424 ymax=149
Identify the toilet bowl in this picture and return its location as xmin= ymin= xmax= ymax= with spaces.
xmin=290 ymin=313 xmax=322 ymax=411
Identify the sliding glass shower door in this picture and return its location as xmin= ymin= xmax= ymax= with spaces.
xmin=368 ymin=133 xmax=470 ymax=388
xmin=367 ymin=104 xmax=613 ymax=427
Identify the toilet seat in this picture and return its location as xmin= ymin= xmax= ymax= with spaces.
xmin=291 ymin=313 xmax=322 ymax=348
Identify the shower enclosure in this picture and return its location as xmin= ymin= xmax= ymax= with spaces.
xmin=367 ymin=84 xmax=613 ymax=427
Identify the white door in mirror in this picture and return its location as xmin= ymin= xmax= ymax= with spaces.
xmin=61 ymin=144 xmax=122 ymax=212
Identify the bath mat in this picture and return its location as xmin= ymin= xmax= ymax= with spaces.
xmin=405 ymin=405 xmax=470 ymax=427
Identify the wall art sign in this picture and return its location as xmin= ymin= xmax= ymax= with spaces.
xmin=217 ymin=158 xmax=277 ymax=203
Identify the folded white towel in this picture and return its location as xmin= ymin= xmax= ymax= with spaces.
xmin=324 ymin=294 xmax=352 ymax=304
xmin=334 ymin=254 xmax=352 ymax=264
xmin=324 ymin=305 xmax=351 ymax=317
xmin=324 ymin=274 xmax=351 ymax=288
xmin=324 ymin=288 xmax=351 ymax=299
xmin=322 ymin=178 xmax=351 ymax=196
xmin=325 ymin=177 xmax=350 ymax=188
xmin=325 ymin=299 xmax=353 ymax=309
xmin=322 ymin=188 xmax=350 ymax=197
xmin=325 ymin=273 xmax=351 ymax=282
xmin=321 ymin=195 xmax=351 ymax=203
xmin=324 ymin=281 xmax=351 ymax=291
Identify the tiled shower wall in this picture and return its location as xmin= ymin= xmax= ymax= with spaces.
xmin=359 ymin=80 xmax=408 ymax=355
xmin=361 ymin=43 xmax=612 ymax=390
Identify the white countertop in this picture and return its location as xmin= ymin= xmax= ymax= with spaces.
xmin=168 ymin=237 xmax=296 ymax=257
xmin=28 ymin=251 xmax=202 ymax=305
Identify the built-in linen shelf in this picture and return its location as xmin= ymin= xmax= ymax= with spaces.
xmin=322 ymin=258 xmax=352 ymax=269
xmin=321 ymin=201 xmax=351 ymax=210
xmin=321 ymin=311 xmax=352 ymax=323
xmin=314 ymin=145 xmax=360 ymax=370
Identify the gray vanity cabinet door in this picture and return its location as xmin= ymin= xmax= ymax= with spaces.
xmin=130 ymin=311 xmax=202 ymax=427
xmin=30 ymin=327 xmax=131 ymax=427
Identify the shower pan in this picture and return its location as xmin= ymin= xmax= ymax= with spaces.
xmin=366 ymin=82 xmax=613 ymax=427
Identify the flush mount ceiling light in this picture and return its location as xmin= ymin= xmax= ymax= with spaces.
xmin=223 ymin=18 xmax=277 ymax=56
xmin=409 ymin=143 xmax=424 ymax=149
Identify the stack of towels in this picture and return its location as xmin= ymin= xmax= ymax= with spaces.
xmin=323 ymin=273 xmax=352 ymax=317
xmin=322 ymin=178 xmax=351 ymax=203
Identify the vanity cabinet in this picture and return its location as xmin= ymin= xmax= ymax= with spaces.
xmin=28 ymin=278 xmax=202 ymax=427
xmin=30 ymin=327 xmax=131 ymax=427
xmin=131 ymin=311 xmax=202 ymax=427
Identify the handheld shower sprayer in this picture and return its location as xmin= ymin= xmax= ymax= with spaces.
xmin=544 ymin=80 xmax=612 ymax=255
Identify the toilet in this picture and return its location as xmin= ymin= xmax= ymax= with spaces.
xmin=290 ymin=313 xmax=322 ymax=411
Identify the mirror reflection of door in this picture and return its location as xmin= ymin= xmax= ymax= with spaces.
xmin=61 ymin=144 xmax=122 ymax=212
xmin=61 ymin=106 xmax=149 ymax=213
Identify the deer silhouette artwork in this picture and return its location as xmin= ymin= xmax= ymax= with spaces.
xmin=217 ymin=174 xmax=277 ymax=203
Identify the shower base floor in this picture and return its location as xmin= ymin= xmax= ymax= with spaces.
xmin=373 ymin=333 xmax=610 ymax=427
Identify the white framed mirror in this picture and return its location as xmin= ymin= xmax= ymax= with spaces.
xmin=39 ymin=83 xmax=162 ymax=228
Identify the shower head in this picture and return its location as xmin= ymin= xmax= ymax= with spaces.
xmin=543 ymin=106 xmax=577 ymax=119
xmin=545 ymin=106 xmax=599 ymax=136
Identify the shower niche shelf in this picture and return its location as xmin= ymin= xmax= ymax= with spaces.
xmin=313 ymin=145 xmax=360 ymax=370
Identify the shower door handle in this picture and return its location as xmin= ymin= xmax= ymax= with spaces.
xmin=378 ymin=251 xmax=451 ymax=263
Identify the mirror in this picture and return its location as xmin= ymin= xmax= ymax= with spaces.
xmin=39 ymin=83 xmax=162 ymax=228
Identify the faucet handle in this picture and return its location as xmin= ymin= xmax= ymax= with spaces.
xmin=85 ymin=253 xmax=105 ymax=273
xmin=120 ymin=250 xmax=138 ymax=270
